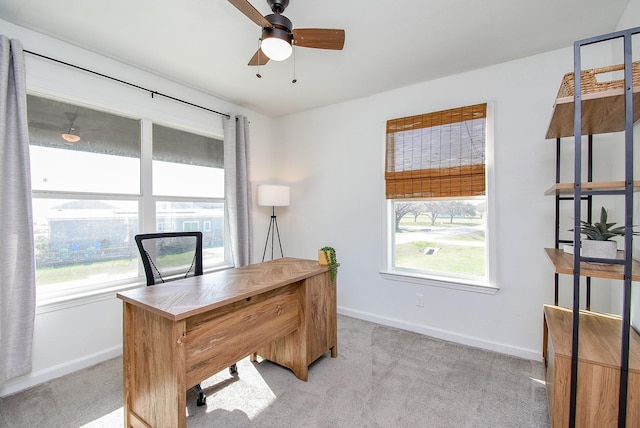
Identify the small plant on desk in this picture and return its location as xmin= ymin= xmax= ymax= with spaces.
xmin=319 ymin=246 xmax=338 ymax=282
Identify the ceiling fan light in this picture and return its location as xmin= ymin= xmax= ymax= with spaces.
xmin=261 ymin=28 xmax=292 ymax=61
xmin=61 ymin=133 xmax=81 ymax=143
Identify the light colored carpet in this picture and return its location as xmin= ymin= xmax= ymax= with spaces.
xmin=0 ymin=315 xmax=549 ymax=427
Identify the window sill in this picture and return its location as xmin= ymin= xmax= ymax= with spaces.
xmin=380 ymin=270 xmax=499 ymax=295
xmin=35 ymin=263 xmax=235 ymax=315
xmin=36 ymin=281 xmax=144 ymax=315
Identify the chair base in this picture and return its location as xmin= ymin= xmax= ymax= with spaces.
xmin=193 ymin=364 xmax=239 ymax=406
xmin=195 ymin=384 xmax=206 ymax=406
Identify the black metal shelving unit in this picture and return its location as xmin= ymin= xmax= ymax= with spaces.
xmin=553 ymin=136 xmax=592 ymax=309
xmin=545 ymin=26 xmax=639 ymax=428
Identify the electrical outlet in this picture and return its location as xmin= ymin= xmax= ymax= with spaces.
xmin=416 ymin=293 xmax=424 ymax=307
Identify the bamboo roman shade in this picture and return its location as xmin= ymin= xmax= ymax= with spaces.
xmin=385 ymin=103 xmax=487 ymax=199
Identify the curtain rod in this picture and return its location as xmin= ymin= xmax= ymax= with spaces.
xmin=23 ymin=49 xmax=230 ymax=119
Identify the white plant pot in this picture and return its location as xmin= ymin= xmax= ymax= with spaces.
xmin=581 ymin=240 xmax=617 ymax=263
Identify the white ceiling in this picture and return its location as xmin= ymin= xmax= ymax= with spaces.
xmin=0 ymin=0 xmax=631 ymax=117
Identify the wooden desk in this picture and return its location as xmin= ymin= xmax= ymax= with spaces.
xmin=116 ymin=257 xmax=337 ymax=428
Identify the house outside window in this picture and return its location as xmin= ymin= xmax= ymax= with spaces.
xmin=383 ymin=103 xmax=497 ymax=293
xmin=28 ymin=95 xmax=229 ymax=301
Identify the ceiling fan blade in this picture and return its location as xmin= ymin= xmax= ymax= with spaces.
xmin=248 ymin=48 xmax=270 ymax=66
xmin=293 ymin=28 xmax=345 ymax=50
xmin=228 ymin=0 xmax=272 ymax=28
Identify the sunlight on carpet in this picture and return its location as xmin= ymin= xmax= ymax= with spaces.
xmin=79 ymin=407 xmax=124 ymax=427
xmin=529 ymin=377 xmax=546 ymax=386
xmin=186 ymin=356 xmax=277 ymax=424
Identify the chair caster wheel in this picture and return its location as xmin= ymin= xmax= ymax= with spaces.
xmin=196 ymin=395 xmax=206 ymax=406
xmin=229 ymin=364 xmax=238 ymax=376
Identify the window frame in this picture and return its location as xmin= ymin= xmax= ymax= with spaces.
xmin=381 ymin=102 xmax=498 ymax=295
xmin=30 ymin=95 xmax=232 ymax=307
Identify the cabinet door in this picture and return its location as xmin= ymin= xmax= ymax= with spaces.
xmin=307 ymin=271 xmax=337 ymax=363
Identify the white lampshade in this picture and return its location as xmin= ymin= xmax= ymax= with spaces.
xmin=258 ymin=185 xmax=290 ymax=207
xmin=261 ymin=37 xmax=292 ymax=61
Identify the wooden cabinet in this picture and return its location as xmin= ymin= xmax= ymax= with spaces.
xmin=543 ymin=305 xmax=640 ymax=427
xmin=252 ymin=270 xmax=337 ymax=381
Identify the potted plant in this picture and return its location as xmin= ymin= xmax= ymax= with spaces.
xmin=574 ymin=206 xmax=636 ymax=262
xmin=318 ymin=246 xmax=338 ymax=282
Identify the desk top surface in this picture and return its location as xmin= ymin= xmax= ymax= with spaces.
xmin=117 ymin=257 xmax=328 ymax=321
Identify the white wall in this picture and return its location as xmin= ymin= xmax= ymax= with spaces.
xmin=271 ymin=16 xmax=638 ymax=360
xmin=618 ymin=0 xmax=640 ymax=29
xmin=276 ymin=8 xmax=640 ymax=362
xmin=0 ymin=19 xmax=274 ymax=396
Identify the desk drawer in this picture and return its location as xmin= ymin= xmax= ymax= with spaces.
xmin=184 ymin=282 xmax=301 ymax=386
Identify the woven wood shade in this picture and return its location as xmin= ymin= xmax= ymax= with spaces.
xmin=385 ymin=103 xmax=487 ymax=199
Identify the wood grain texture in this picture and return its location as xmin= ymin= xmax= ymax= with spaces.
xmin=545 ymin=334 xmax=557 ymax=424
xmin=118 ymin=258 xmax=329 ymax=320
xmin=543 ymin=305 xmax=640 ymax=427
xmin=306 ymin=271 xmax=337 ymax=361
xmin=545 ymin=88 xmax=640 ymax=139
xmin=184 ymin=283 xmax=301 ymax=387
xmin=544 ymin=181 xmax=640 ymax=196
xmin=293 ymin=29 xmax=345 ymax=50
xmin=123 ymin=303 xmax=187 ymax=428
xmin=253 ymin=270 xmax=338 ymax=381
xmin=544 ymin=248 xmax=640 ymax=281
xmin=119 ymin=258 xmax=336 ymax=428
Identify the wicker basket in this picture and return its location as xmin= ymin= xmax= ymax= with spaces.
xmin=555 ymin=61 xmax=640 ymax=99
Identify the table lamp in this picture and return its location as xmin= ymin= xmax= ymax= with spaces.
xmin=257 ymin=184 xmax=290 ymax=261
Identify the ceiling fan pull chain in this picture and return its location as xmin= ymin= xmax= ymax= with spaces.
xmin=256 ymin=38 xmax=262 ymax=78
xmin=292 ymin=45 xmax=297 ymax=83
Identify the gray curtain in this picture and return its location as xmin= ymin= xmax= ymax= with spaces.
xmin=0 ymin=35 xmax=35 ymax=384
xmin=223 ymin=114 xmax=253 ymax=267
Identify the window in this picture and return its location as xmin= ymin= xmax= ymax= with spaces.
xmin=153 ymin=125 xmax=226 ymax=268
xmin=383 ymin=103 xmax=497 ymax=293
xmin=32 ymin=198 xmax=139 ymax=295
xmin=29 ymin=97 xmax=142 ymax=195
xmin=152 ymin=124 xmax=224 ymax=198
xmin=28 ymin=95 xmax=229 ymax=301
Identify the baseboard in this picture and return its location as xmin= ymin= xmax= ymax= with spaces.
xmin=0 ymin=345 xmax=122 ymax=397
xmin=2 ymin=309 xmax=540 ymax=397
xmin=337 ymin=306 xmax=541 ymax=361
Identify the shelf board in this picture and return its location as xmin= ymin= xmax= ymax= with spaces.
xmin=544 ymin=181 xmax=640 ymax=196
xmin=545 ymin=87 xmax=640 ymax=139
xmin=544 ymin=305 xmax=640 ymax=370
xmin=544 ymin=248 xmax=640 ymax=281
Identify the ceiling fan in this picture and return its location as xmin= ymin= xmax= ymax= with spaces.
xmin=228 ymin=0 xmax=345 ymax=66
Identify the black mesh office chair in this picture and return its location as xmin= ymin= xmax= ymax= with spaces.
xmin=134 ymin=231 xmax=238 ymax=406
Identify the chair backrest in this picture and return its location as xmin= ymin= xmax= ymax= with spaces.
xmin=135 ymin=232 xmax=203 ymax=286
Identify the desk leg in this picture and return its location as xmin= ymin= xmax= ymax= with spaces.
xmin=123 ymin=303 xmax=132 ymax=428
xmin=123 ymin=303 xmax=187 ymax=428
